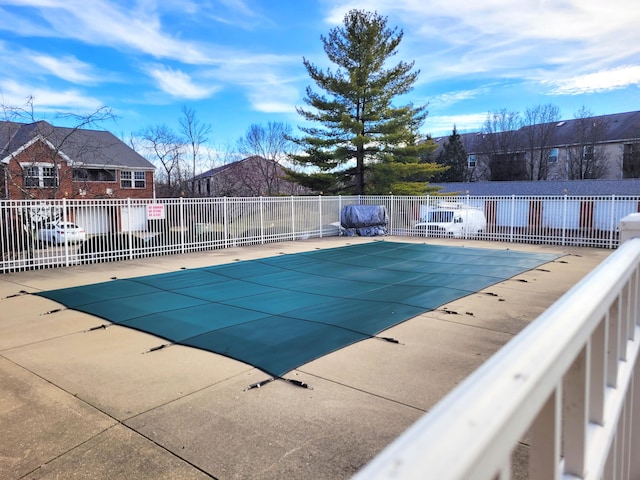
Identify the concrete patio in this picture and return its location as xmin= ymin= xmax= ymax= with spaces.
xmin=0 ymin=236 xmax=611 ymax=479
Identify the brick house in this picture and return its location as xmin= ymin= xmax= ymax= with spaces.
xmin=191 ymin=155 xmax=311 ymax=197
xmin=0 ymin=120 xmax=155 ymax=200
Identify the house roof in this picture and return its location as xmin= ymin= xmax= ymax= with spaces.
xmin=432 ymin=179 xmax=640 ymax=196
xmin=432 ymin=110 xmax=640 ymax=154
xmin=0 ymin=120 xmax=155 ymax=171
xmin=192 ymin=155 xmax=277 ymax=180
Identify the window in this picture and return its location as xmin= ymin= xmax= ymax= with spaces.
xmin=73 ymin=168 xmax=116 ymax=182
xmin=134 ymin=171 xmax=146 ymax=188
xmin=23 ymin=165 xmax=58 ymax=188
xmin=623 ymin=143 xmax=640 ymax=178
xmin=24 ymin=166 xmax=39 ymax=187
xmin=121 ymin=171 xmax=146 ymax=189
xmin=467 ymin=154 xmax=477 ymax=167
xmin=42 ymin=167 xmax=57 ymax=187
xmin=120 ymin=171 xmax=132 ymax=188
xmin=428 ymin=211 xmax=454 ymax=223
xmin=489 ymin=152 xmax=528 ymax=181
xmin=583 ymin=145 xmax=594 ymax=160
xmin=548 ymin=148 xmax=559 ymax=163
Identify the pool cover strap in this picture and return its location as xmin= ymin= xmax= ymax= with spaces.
xmin=36 ymin=241 xmax=560 ymax=378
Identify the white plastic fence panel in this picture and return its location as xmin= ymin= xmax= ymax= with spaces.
xmin=354 ymin=238 xmax=640 ymax=480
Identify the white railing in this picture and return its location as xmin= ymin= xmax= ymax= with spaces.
xmin=354 ymin=237 xmax=640 ymax=480
xmin=2 ymin=194 xmax=639 ymax=272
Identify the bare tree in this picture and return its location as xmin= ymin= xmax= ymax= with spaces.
xmin=136 ymin=124 xmax=186 ymax=196
xmin=521 ymin=104 xmax=560 ymax=180
xmin=237 ymin=122 xmax=293 ymax=162
xmin=236 ymin=122 xmax=295 ymax=196
xmin=566 ymin=107 xmax=610 ymax=180
xmin=479 ymin=110 xmax=526 ymax=181
xmin=179 ymin=106 xmax=211 ymax=192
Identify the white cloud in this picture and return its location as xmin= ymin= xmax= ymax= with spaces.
xmin=423 ymin=113 xmax=487 ymax=137
xmin=322 ymin=0 xmax=640 ymax=88
xmin=326 ymin=0 xmax=638 ymax=45
xmin=0 ymin=0 xmax=211 ymax=64
xmin=0 ymin=41 xmax=105 ymax=86
xmin=145 ymin=65 xmax=220 ymax=99
xmin=0 ymin=79 xmax=103 ymax=111
xmin=428 ymin=88 xmax=488 ymax=108
xmin=200 ymin=58 xmax=303 ymax=113
xmin=28 ymin=54 xmax=97 ymax=84
xmin=543 ymin=66 xmax=640 ymax=95
xmin=242 ymin=71 xmax=301 ymax=113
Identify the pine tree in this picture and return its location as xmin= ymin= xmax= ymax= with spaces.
xmin=433 ymin=127 xmax=468 ymax=182
xmin=288 ymin=10 xmax=441 ymax=194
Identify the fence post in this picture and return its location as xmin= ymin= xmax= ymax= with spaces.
xmin=180 ymin=196 xmax=185 ymax=254
xmin=389 ymin=195 xmax=394 ymax=234
xmin=259 ymin=196 xmax=265 ymax=244
xmin=62 ymin=197 xmax=70 ymax=267
xmin=609 ymin=195 xmax=616 ymax=249
xmin=127 ymin=198 xmax=133 ymax=260
xmin=562 ymin=195 xmax=568 ymax=246
xmin=223 ymin=197 xmax=229 ymax=248
xmin=510 ymin=195 xmax=516 ymax=243
xmin=424 ymin=195 xmax=431 ymax=237
xmin=291 ymin=195 xmax=296 ymax=241
xmin=319 ymin=195 xmax=323 ymax=238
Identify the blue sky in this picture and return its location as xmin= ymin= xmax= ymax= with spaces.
xmin=1 ymin=0 xmax=639 ymax=154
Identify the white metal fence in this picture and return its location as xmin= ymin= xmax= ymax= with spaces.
xmin=1 ymin=194 xmax=639 ymax=272
xmin=354 ymin=236 xmax=640 ymax=480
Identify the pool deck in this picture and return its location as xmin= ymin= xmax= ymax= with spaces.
xmin=0 ymin=236 xmax=611 ymax=480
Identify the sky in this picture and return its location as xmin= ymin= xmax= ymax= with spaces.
xmin=1 ymin=0 xmax=639 ymax=156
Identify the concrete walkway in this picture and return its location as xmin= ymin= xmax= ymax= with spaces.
xmin=0 ymin=237 xmax=611 ymax=479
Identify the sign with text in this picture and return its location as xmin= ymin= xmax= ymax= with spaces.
xmin=146 ymin=203 xmax=166 ymax=220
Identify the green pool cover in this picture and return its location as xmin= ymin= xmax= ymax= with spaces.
xmin=36 ymin=241 xmax=560 ymax=378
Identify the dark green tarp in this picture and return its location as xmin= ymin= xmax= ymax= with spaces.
xmin=36 ymin=241 xmax=560 ymax=377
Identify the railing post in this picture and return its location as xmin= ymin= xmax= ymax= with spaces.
xmin=62 ymin=197 xmax=70 ymax=267
xmin=180 ymin=196 xmax=185 ymax=254
xmin=510 ymin=195 xmax=516 ymax=243
xmin=389 ymin=195 xmax=394 ymax=234
xmin=564 ymin=346 xmax=589 ymax=477
xmin=319 ymin=194 xmax=323 ymax=238
xmin=259 ymin=196 xmax=265 ymax=244
xmin=530 ymin=387 xmax=562 ymax=480
xmin=291 ymin=195 xmax=296 ymax=241
xmin=127 ymin=198 xmax=133 ymax=260
xmin=223 ymin=197 xmax=229 ymax=248
xmin=562 ymin=194 xmax=567 ymax=246
xmin=609 ymin=195 xmax=616 ymax=249
xmin=425 ymin=195 xmax=431 ymax=238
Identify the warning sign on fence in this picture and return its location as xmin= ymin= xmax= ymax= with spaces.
xmin=146 ymin=203 xmax=165 ymax=220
